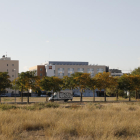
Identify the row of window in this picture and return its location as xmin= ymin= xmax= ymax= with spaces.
xmin=7 ymin=69 xmax=16 ymax=72
xmin=58 ymin=68 xmax=104 ymax=76
xmin=7 ymin=64 xmax=14 ymax=66
xmin=58 ymin=68 xmax=104 ymax=71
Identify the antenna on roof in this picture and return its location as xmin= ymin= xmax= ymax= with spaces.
xmin=6 ymin=52 xmax=7 ymax=57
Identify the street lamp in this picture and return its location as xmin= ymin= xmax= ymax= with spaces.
xmin=14 ymin=69 xmax=16 ymax=103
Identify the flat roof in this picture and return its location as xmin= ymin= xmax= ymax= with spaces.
xmin=49 ymin=61 xmax=88 ymax=65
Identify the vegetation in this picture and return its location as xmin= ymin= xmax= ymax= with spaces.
xmin=0 ymin=102 xmax=140 ymax=139
xmin=12 ymin=71 xmax=40 ymax=103
xmin=2 ymin=67 xmax=140 ymax=103
xmin=73 ymin=72 xmax=91 ymax=102
xmin=0 ymin=72 xmax=11 ymax=102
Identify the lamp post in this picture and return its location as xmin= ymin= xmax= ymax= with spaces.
xmin=14 ymin=69 xmax=16 ymax=103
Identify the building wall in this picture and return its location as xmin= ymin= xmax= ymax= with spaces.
xmin=46 ymin=65 xmax=55 ymax=77
xmin=0 ymin=58 xmax=19 ymax=93
xmin=54 ymin=65 xmax=106 ymax=78
xmin=37 ymin=65 xmax=46 ymax=78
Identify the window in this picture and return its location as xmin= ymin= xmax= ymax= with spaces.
xmin=7 ymin=69 xmax=8 ymax=72
xmin=78 ymin=68 xmax=84 ymax=72
xmin=12 ymin=69 xmax=14 ymax=72
xmin=68 ymin=68 xmax=74 ymax=76
xmin=49 ymin=66 xmax=52 ymax=69
xmin=97 ymin=68 xmax=104 ymax=73
xmin=58 ymin=68 xmax=64 ymax=76
xmin=40 ymin=68 xmax=42 ymax=71
xmin=40 ymin=73 xmax=42 ymax=76
xmin=12 ymin=75 xmax=14 ymax=77
xmin=87 ymin=68 xmax=94 ymax=76
xmin=12 ymin=64 xmax=14 ymax=66
xmin=7 ymin=64 xmax=8 ymax=66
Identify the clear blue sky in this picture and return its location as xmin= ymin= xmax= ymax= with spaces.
xmin=0 ymin=0 xmax=140 ymax=73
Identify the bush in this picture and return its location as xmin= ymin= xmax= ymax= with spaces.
xmin=0 ymin=104 xmax=17 ymax=110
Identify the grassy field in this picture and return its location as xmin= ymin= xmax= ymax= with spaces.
xmin=0 ymin=102 xmax=140 ymax=139
xmin=0 ymin=96 xmax=137 ymax=103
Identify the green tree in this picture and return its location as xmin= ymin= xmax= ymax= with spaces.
xmin=49 ymin=76 xmax=63 ymax=96
xmin=105 ymin=77 xmax=119 ymax=101
xmin=62 ymin=76 xmax=76 ymax=94
xmin=40 ymin=76 xmax=53 ymax=101
xmin=131 ymin=75 xmax=140 ymax=100
xmin=0 ymin=72 xmax=11 ymax=102
xmin=25 ymin=71 xmax=40 ymax=103
xmin=131 ymin=67 xmax=140 ymax=75
xmin=95 ymin=72 xmax=116 ymax=101
xmin=12 ymin=72 xmax=27 ymax=102
xmin=118 ymin=74 xmax=135 ymax=101
xmin=13 ymin=71 xmax=40 ymax=103
xmin=73 ymin=72 xmax=91 ymax=102
xmin=88 ymin=77 xmax=96 ymax=101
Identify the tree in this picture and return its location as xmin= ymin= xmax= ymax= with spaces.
xmin=131 ymin=75 xmax=140 ymax=100
xmin=48 ymin=77 xmax=63 ymax=96
xmin=131 ymin=67 xmax=140 ymax=75
xmin=94 ymin=72 xmax=116 ymax=101
xmin=88 ymin=77 xmax=96 ymax=101
xmin=105 ymin=77 xmax=119 ymax=100
xmin=0 ymin=72 xmax=11 ymax=102
xmin=40 ymin=76 xmax=53 ymax=102
xmin=24 ymin=71 xmax=40 ymax=103
xmin=118 ymin=74 xmax=135 ymax=101
xmin=13 ymin=71 xmax=40 ymax=103
xmin=73 ymin=72 xmax=91 ymax=102
xmin=12 ymin=72 xmax=27 ymax=102
xmin=62 ymin=76 xmax=76 ymax=94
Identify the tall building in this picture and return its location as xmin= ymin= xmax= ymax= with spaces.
xmin=0 ymin=55 xmax=19 ymax=93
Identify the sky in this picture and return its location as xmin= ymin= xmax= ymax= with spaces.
xmin=0 ymin=0 xmax=140 ymax=73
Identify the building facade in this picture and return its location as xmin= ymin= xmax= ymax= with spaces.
xmin=45 ymin=61 xmax=109 ymax=78
xmin=0 ymin=55 xmax=19 ymax=93
xmin=109 ymin=69 xmax=123 ymax=77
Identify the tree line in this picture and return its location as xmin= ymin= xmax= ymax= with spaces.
xmin=0 ymin=67 xmax=140 ymax=103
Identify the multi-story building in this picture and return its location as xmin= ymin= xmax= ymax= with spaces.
xmin=29 ymin=61 xmax=109 ymax=97
xmin=109 ymin=69 xmax=123 ymax=77
xmin=0 ymin=55 xmax=19 ymax=93
xmin=45 ymin=61 xmax=109 ymax=78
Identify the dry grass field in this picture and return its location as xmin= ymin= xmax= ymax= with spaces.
xmin=0 ymin=102 xmax=140 ymax=140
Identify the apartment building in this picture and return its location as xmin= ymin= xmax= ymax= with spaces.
xmin=45 ymin=61 xmax=109 ymax=78
xmin=0 ymin=55 xmax=19 ymax=93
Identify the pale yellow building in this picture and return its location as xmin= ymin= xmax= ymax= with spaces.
xmin=0 ymin=55 xmax=19 ymax=93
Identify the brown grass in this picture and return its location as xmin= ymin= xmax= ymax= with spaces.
xmin=0 ymin=102 xmax=140 ymax=139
